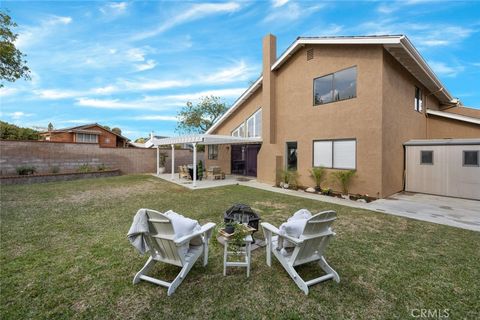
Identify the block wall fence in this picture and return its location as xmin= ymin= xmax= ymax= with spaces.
xmin=0 ymin=140 xmax=204 ymax=176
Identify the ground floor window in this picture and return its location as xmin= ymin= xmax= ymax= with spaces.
xmin=76 ymin=133 xmax=98 ymax=143
xmin=420 ymin=150 xmax=433 ymax=165
xmin=286 ymin=142 xmax=298 ymax=170
xmin=313 ymin=139 xmax=356 ymax=169
xmin=208 ymin=145 xmax=219 ymax=160
xmin=463 ymin=150 xmax=479 ymax=166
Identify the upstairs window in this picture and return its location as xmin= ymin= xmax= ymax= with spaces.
xmin=247 ymin=109 xmax=262 ymax=138
xmin=463 ymin=150 xmax=479 ymax=166
xmin=231 ymin=123 xmax=245 ymax=137
xmin=314 ymin=66 xmax=357 ymax=105
xmin=415 ymin=86 xmax=423 ymax=112
xmin=208 ymin=145 xmax=218 ymax=160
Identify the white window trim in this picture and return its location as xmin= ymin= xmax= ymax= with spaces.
xmin=76 ymin=133 xmax=98 ymax=143
xmin=231 ymin=123 xmax=245 ymax=137
xmin=247 ymin=108 xmax=262 ymax=138
xmin=313 ymin=139 xmax=356 ymax=170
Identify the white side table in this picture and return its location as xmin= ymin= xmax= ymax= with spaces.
xmin=223 ymin=234 xmax=253 ymax=277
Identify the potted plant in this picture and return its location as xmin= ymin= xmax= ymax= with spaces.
xmin=309 ymin=167 xmax=325 ymax=192
xmin=333 ymin=170 xmax=356 ymax=199
xmin=218 ymin=222 xmax=250 ymax=254
xmin=198 ymin=160 xmax=203 ymax=181
xmin=158 ymin=152 xmax=168 ymax=174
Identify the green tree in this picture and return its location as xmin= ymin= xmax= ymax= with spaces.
xmin=102 ymin=125 xmax=111 ymax=131
xmin=135 ymin=137 xmax=148 ymax=143
xmin=0 ymin=11 xmax=31 ymax=87
xmin=176 ymin=96 xmax=227 ymax=134
xmin=0 ymin=121 xmax=39 ymax=140
xmin=47 ymin=122 xmax=53 ymax=131
xmin=111 ymin=127 xmax=122 ymax=135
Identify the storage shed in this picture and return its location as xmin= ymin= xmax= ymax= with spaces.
xmin=404 ymin=139 xmax=480 ymax=200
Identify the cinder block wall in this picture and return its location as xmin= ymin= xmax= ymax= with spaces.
xmin=0 ymin=141 xmax=204 ymax=175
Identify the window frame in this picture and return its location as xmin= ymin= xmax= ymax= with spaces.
xmin=313 ymin=65 xmax=357 ymax=106
xmin=414 ymin=86 xmax=423 ymax=112
xmin=246 ymin=108 xmax=262 ymax=138
xmin=463 ymin=150 xmax=479 ymax=167
xmin=231 ymin=123 xmax=245 ymax=137
xmin=286 ymin=141 xmax=298 ymax=171
xmin=312 ymin=138 xmax=357 ymax=170
xmin=76 ymin=133 xmax=98 ymax=143
xmin=420 ymin=150 xmax=434 ymax=165
xmin=208 ymin=145 xmax=219 ymax=160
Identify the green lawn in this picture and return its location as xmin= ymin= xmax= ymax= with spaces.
xmin=1 ymin=175 xmax=479 ymax=319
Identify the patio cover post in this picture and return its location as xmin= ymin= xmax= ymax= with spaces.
xmin=171 ymin=144 xmax=175 ymax=180
xmin=156 ymin=146 xmax=159 ymax=175
xmin=192 ymin=142 xmax=197 ymax=188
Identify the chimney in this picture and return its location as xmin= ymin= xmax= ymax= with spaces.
xmin=262 ymin=34 xmax=276 ymax=144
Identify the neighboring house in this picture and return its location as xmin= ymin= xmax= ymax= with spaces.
xmin=205 ymin=34 xmax=480 ymax=198
xmin=39 ymin=123 xmax=130 ymax=148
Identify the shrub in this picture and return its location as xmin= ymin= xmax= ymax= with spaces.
xmin=16 ymin=165 xmax=36 ymax=175
xmin=333 ymin=170 xmax=356 ymax=194
xmin=77 ymin=164 xmax=92 ymax=173
xmin=198 ymin=160 xmax=203 ymax=179
xmin=97 ymin=163 xmax=107 ymax=171
xmin=159 ymin=152 xmax=168 ymax=167
xmin=309 ymin=167 xmax=326 ymax=190
xmin=288 ymin=170 xmax=300 ymax=190
xmin=276 ymin=169 xmax=289 ymax=186
xmin=50 ymin=166 xmax=60 ymax=174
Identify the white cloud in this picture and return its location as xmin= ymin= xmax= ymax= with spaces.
xmin=133 ymin=2 xmax=241 ymax=40
xmin=429 ymin=61 xmax=464 ymax=77
xmin=272 ymin=0 xmax=289 ymax=8
xmin=132 ymin=115 xmax=178 ymax=121
xmin=203 ymin=60 xmax=257 ymax=84
xmin=91 ymin=85 xmax=118 ymax=94
xmin=34 ymin=89 xmax=82 ymax=100
xmin=100 ymin=2 xmax=128 ymax=16
xmin=75 ymin=87 xmax=247 ymax=110
xmin=16 ymin=15 xmax=72 ymax=49
xmin=264 ymin=2 xmax=325 ymax=23
xmin=0 ymin=87 xmax=20 ymax=97
xmin=135 ymin=59 xmax=157 ymax=71
xmin=13 ymin=112 xmax=33 ymax=119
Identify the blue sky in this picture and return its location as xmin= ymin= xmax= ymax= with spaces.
xmin=1 ymin=0 xmax=479 ymax=140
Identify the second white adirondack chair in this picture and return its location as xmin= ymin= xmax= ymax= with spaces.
xmin=261 ymin=210 xmax=340 ymax=295
xmin=133 ymin=209 xmax=216 ymax=296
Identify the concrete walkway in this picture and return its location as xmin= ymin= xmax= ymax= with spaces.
xmin=154 ymin=174 xmax=480 ymax=232
xmin=240 ymin=182 xmax=480 ymax=232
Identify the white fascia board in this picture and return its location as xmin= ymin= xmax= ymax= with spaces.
xmin=206 ymin=77 xmax=263 ymax=134
xmin=427 ymin=109 xmax=480 ymax=125
xmin=271 ymin=36 xmax=403 ymax=71
xmin=399 ymin=37 xmax=453 ymax=103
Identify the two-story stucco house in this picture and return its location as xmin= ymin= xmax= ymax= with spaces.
xmin=204 ymin=34 xmax=480 ymax=198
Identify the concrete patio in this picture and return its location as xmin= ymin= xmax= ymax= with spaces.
xmin=154 ymin=173 xmax=255 ymax=189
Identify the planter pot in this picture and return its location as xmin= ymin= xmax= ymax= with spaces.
xmin=158 ymin=167 xmax=166 ymax=174
xmin=225 ymin=225 xmax=235 ymax=234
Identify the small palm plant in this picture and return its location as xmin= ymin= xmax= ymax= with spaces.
xmin=309 ymin=167 xmax=326 ymax=191
xmin=333 ymin=170 xmax=356 ymax=195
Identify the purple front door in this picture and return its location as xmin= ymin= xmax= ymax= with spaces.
xmin=231 ymin=144 xmax=261 ymax=177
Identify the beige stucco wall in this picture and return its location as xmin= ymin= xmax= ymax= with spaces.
xmin=206 ymin=88 xmax=263 ymax=173
xmin=380 ymin=50 xmax=437 ymax=197
xmin=427 ymin=116 xmax=480 ymax=139
xmin=257 ymin=44 xmax=385 ymax=196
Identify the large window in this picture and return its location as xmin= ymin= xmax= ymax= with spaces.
xmin=76 ymin=133 xmax=98 ymax=143
xmin=313 ymin=139 xmax=356 ymax=169
xmin=314 ymin=66 xmax=357 ymax=105
xmin=208 ymin=145 xmax=218 ymax=160
xmin=231 ymin=123 xmax=245 ymax=137
xmin=415 ymin=86 xmax=423 ymax=112
xmin=463 ymin=150 xmax=479 ymax=166
xmin=246 ymin=109 xmax=262 ymax=138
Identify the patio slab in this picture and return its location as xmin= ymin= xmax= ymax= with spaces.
xmin=154 ymin=173 xmax=253 ymax=190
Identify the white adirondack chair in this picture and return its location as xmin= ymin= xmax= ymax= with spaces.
xmin=132 ymin=209 xmax=216 ymax=296
xmin=261 ymin=210 xmax=340 ymax=295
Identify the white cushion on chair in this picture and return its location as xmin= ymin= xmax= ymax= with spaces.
xmin=279 ymin=209 xmax=312 ymax=251
xmin=164 ymin=210 xmax=202 ymax=245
